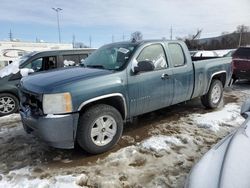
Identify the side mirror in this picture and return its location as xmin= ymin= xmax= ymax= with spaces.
xmin=241 ymin=99 xmax=250 ymax=119
xmin=133 ymin=60 xmax=154 ymax=73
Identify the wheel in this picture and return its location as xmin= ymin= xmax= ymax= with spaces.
xmin=201 ymin=79 xmax=223 ymax=109
xmin=77 ymin=104 xmax=123 ymax=154
xmin=0 ymin=93 xmax=19 ymax=116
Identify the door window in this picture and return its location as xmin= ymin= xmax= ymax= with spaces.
xmin=24 ymin=58 xmax=43 ymax=72
xmin=23 ymin=56 xmax=57 ymax=72
xmin=137 ymin=44 xmax=167 ymax=71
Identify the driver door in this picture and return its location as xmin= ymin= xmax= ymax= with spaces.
xmin=127 ymin=43 xmax=174 ymax=117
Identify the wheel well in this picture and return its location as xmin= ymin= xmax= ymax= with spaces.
xmin=79 ymin=96 xmax=126 ymax=120
xmin=0 ymin=91 xmax=19 ymax=102
xmin=211 ymin=73 xmax=226 ymax=87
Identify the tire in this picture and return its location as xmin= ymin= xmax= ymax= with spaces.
xmin=0 ymin=93 xmax=19 ymax=116
xmin=77 ymin=104 xmax=123 ymax=154
xmin=201 ymin=79 xmax=223 ymax=109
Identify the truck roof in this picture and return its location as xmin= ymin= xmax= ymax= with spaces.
xmin=104 ymin=40 xmax=182 ymax=48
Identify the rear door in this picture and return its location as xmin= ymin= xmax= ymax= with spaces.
xmin=167 ymin=43 xmax=194 ymax=104
xmin=127 ymin=43 xmax=174 ymax=116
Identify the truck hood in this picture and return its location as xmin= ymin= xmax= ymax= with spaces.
xmin=21 ymin=67 xmax=112 ymax=93
xmin=186 ymin=117 xmax=250 ymax=188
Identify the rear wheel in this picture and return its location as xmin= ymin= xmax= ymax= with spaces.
xmin=201 ymin=79 xmax=223 ymax=109
xmin=77 ymin=104 xmax=123 ymax=154
xmin=0 ymin=93 xmax=19 ymax=116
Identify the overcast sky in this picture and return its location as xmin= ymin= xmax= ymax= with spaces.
xmin=0 ymin=0 xmax=249 ymax=47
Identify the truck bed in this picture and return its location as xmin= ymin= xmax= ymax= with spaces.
xmin=191 ymin=57 xmax=232 ymax=99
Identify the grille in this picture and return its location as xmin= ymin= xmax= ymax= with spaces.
xmin=20 ymin=89 xmax=43 ymax=116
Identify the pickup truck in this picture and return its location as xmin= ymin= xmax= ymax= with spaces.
xmin=0 ymin=49 xmax=95 ymax=116
xmin=19 ymin=40 xmax=232 ymax=154
xmin=231 ymin=47 xmax=250 ymax=82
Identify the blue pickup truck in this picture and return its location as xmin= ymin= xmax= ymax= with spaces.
xmin=19 ymin=40 xmax=232 ymax=154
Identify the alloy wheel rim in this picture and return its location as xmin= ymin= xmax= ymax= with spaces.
xmin=0 ymin=96 xmax=16 ymax=114
xmin=211 ymin=84 xmax=221 ymax=104
xmin=90 ymin=115 xmax=117 ymax=146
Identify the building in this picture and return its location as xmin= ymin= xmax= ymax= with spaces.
xmin=0 ymin=41 xmax=73 ymax=68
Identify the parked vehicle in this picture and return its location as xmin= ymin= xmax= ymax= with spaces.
xmin=185 ymin=100 xmax=250 ymax=188
xmin=19 ymin=40 xmax=232 ymax=154
xmin=0 ymin=48 xmax=95 ymax=116
xmin=232 ymin=47 xmax=250 ymax=82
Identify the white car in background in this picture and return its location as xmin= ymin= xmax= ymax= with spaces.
xmin=185 ymin=100 xmax=250 ymax=188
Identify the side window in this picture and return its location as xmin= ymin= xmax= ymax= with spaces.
xmin=44 ymin=56 xmax=57 ymax=70
xmin=24 ymin=58 xmax=43 ymax=72
xmin=79 ymin=54 xmax=88 ymax=62
xmin=63 ymin=55 xmax=79 ymax=66
xmin=168 ymin=43 xmax=185 ymax=67
xmin=137 ymin=44 xmax=167 ymax=71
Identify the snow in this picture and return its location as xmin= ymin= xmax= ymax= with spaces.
xmin=141 ymin=136 xmax=182 ymax=152
xmin=214 ymin=49 xmax=234 ymax=57
xmin=0 ymin=84 xmax=248 ymax=188
xmin=193 ymin=50 xmax=218 ymax=57
xmin=0 ymin=167 xmax=80 ymax=188
xmin=63 ymin=60 xmax=75 ymax=67
xmin=189 ymin=103 xmax=244 ymax=132
xmin=0 ymin=59 xmax=34 ymax=78
xmin=0 ymin=114 xmax=20 ymax=122
xmin=0 ymin=60 xmax=20 ymax=78
xmin=20 ymin=68 xmax=34 ymax=77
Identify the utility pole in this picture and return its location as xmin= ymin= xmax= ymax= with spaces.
xmin=9 ymin=29 xmax=13 ymax=41
xmin=89 ymin=35 xmax=92 ymax=47
xmin=238 ymin=31 xmax=242 ymax=47
xmin=170 ymin=26 xmax=173 ymax=40
xmin=122 ymin=33 xmax=125 ymax=41
xmin=52 ymin=7 xmax=62 ymax=43
xmin=112 ymin=35 xmax=114 ymax=43
xmin=72 ymin=34 xmax=75 ymax=48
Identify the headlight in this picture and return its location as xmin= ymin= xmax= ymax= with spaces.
xmin=43 ymin=92 xmax=73 ymax=114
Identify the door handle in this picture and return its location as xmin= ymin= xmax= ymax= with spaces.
xmin=161 ymin=73 xmax=170 ymax=79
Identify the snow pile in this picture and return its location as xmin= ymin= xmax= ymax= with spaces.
xmin=190 ymin=103 xmax=244 ymax=132
xmin=20 ymin=68 xmax=34 ymax=77
xmin=141 ymin=136 xmax=182 ymax=152
xmin=0 ymin=168 xmax=80 ymax=188
xmin=0 ymin=60 xmax=20 ymax=78
xmin=0 ymin=114 xmax=21 ymax=122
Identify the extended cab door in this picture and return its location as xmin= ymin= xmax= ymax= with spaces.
xmin=127 ymin=43 xmax=174 ymax=117
xmin=167 ymin=42 xmax=194 ymax=104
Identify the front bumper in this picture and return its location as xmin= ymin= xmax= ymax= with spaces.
xmin=20 ymin=108 xmax=79 ymax=149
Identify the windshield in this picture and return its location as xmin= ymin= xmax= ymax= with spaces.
xmin=19 ymin=51 xmax=37 ymax=65
xmin=83 ymin=43 xmax=137 ymax=70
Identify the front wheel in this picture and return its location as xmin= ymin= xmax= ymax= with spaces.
xmin=0 ymin=93 xmax=19 ymax=116
xmin=77 ymin=104 xmax=123 ymax=154
xmin=201 ymin=80 xmax=223 ymax=109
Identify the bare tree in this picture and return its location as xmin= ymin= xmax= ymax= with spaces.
xmin=190 ymin=29 xmax=202 ymax=40
xmin=236 ymin=25 xmax=250 ymax=46
xmin=130 ymin=31 xmax=143 ymax=42
xmin=236 ymin=25 xmax=249 ymax=33
xmin=181 ymin=29 xmax=203 ymax=49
